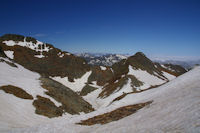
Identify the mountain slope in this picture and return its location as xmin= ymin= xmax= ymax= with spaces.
xmin=0 ymin=34 xmax=190 ymax=132
xmin=8 ymin=66 xmax=200 ymax=133
xmin=0 ymin=34 xmax=90 ymax=80
xmin=0 ymin=57 xmax=94 ymax=131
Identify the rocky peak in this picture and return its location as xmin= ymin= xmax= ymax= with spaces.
xmin=0 ymin=34 xmax=90 ymax=80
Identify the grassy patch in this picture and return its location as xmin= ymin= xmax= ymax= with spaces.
xmin=80 ymin=84 xmax=98 ymax=96
xmin=33 ymin=95 xmax=63 ymax=118
xmin=0 ymin=85 xmax=33 ymax=99
xmin=78 ymin=101 xmax=153 ymax=125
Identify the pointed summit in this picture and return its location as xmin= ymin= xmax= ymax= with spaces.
xmin=134 ymin=52 xmax=146 ymax=57
xmin=126 ymin=52 xmax=161 ymax=75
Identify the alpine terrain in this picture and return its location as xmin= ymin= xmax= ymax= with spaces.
xmin=76 ymin=53 xmax=129 ymax=66
xmin=0 ymin=34 xmax=199 ymax=133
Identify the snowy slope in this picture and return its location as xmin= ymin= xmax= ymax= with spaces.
xmin=4 ymin=51 xmax=14 ymax=59
xmin=7 ymin=66 xmax=200 ymax=133
xmin=82 ymin=65 xmax=176 ymax=109
xmin=50 ymin=64 xmax=176 ymax=110
xmin=0 ymin=58 xmax=63 ymax=131
xmin=128 ymin=66 xmax=165 ymax=88
xmin=51 ymin=71 xmax=92 ymax=92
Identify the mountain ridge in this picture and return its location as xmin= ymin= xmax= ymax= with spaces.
xmin=0 ymin=34 xmax=188 ymax=127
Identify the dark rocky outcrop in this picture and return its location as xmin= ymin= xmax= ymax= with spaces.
xmin=33 ymin=95 xmax=63 ymax=118
xmin=40 ymin=77 xmax=94 ymax=115
xmin=80 ymin=84 xmax=98 ymax=96
xmin=0 ymin=58 xmax=18 ymax=67
xmin=0 ymin=34 xmax=25 ymax=42
xmin=99 ymin=75 xmax=143 ymax=98
xmin=154 ymin=63 xmax=187 ymax=76
xmin=0 ymin=45 xmax=6 ymax=58
xmin=0 ymin=34 xmax=90 ymax=80
xmin=88 ymin=66 xmax=114 ymax=86
xmin=0 ymin=85 xmax=33 ymax=100
xmin=78 ymin=101 xmax=153 ymax=125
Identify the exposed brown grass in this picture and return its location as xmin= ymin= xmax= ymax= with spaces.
xmin=33 ymin=95 xmax=63 ymax=118
xmin=0 ymin=85 xmax=33 ymax=99
xmin=78 ymin=101 xmax=153 ymax=125
xmin=111 ymin=84 xmax=163 ymax=104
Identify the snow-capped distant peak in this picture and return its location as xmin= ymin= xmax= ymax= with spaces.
xmin=76 ymin=53 xmax=129 ymax=66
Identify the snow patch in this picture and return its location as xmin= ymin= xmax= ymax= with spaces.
xmin=4 ymin=51 xmax=14 ymax=59
xmin=3 ymin=39 xmax=51 ymax=59
xmin=3 ymin=39 xmax=49 ymax=52
xmin=52 ymin=71 xmax=92 ymax=92
xmin=128 ymin=65 xmax=165 ymax=90
xmin=65 ymin=52 xmax=71 ymax=56
xmin=110 ymin=68 xmax=114 ymax=73
xmin=0 ymin=61 xmax=61 ymax=107
xmin=116 ymin=54 xmax=127 ymax=59
xmin=162 ymin=71 xmax=176 ymax=80
xmin=34 ymin=54 xmax=45 ymax=58
xmin=100 ymin=66 xmax=106 ymax=71
xmin=57 ymin=52 xmax=65 ymax=58
xmin=82 ymin=81 xmax=103 ymax=109
xmin=3 ymin=40 xmax=15 ymax=46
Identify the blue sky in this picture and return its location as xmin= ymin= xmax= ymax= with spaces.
xmin=0 ymin=0 xmax=200 ymax=57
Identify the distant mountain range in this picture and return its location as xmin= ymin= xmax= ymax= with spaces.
xmin=153 ymin=59 xmax=200 ymax=70
xmin=75 ymin=53 xmax=129 ymax=66
xmin=76 ymin=53 xmax=200 ymax=69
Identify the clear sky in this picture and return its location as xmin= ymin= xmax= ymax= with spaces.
xmin=0 ymin=0 xmax=200 ymax=57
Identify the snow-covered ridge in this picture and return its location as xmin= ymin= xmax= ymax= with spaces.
xmin=3 ymin=38 xmax=49 ymax=52
xmin=3 ymin=38 xmax=50 ymax=58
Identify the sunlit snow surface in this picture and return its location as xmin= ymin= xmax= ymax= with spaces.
xmin=100 ymin=66 xmax=107 ymax=71
xmin=0 ymin=58 xmax=63 ymax=131
xmin=4 ymin=51 xmax=14 ymax=59
xmin=52 ymin=71 xmax=92 ymax=92
xmin=1 ymin=59 xmax=199 ymax=133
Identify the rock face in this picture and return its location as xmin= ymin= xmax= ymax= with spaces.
xmin=0 ymin=34 xmax=90 ymax=80
xmin=80 ymin=84 xmax=98 ymax=96
xmin=0 ymin=45 xmax=6 ymax=58
xmin=95 ymin=52 xmax=187 ymax=99
xmin=40 ymin=77 xmax=94 ymax=115
xmin=33 ymin=95 xmax=63 ymax=118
